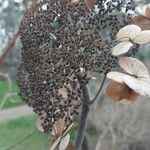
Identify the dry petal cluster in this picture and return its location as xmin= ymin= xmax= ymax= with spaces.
xmin=112 ymin=24 xmax=150 ymax=56
xmin=17 ymin=0 xmax=136 ymax=133
xmin=106 ymin=57 xmax=150 ymax=104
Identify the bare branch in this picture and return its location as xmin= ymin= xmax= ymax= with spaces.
xmin=75 ymin=73 xmax=91 ymax=150
xmin=0 ymin=31 xmax=20 ymax=68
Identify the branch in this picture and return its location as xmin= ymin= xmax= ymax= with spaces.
xmin=0 ymin=0 xmax=36 ymax=69
xmin=75 ymin=71 xmax=106 ymax=150
xmin=89 ymin=74 xmax=106 ymax=105
xmin=75 ymin=74 xmax=91 ymax=150
xmin=0 ymin=30 xmax=20 ymax=68
xmin=75 ymin=94 xmax=90 ymax=150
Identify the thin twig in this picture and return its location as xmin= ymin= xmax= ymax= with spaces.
xmin=3 ymin=128 xmax=36 ymax=150
xmin=89 ymin=74 xmax=106 ymax=105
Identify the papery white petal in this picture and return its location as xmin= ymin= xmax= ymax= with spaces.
xmin=118 ymin=57 xmax=150 ymax=78
xmin=112 ymin=42 xmax=133 ymax=56
xmin=59 ymin=134 xmax=70 ymax=150
xmin=107 ymin=71 xmax=128 ymax=83
xmin=138 ymin=78 xmax=150 ymax=97
xmin=50 ymin=137 xmax=61 ymax=150
xmin=117 ymin=25 xmax=141 ymax=41
xmin=122 ymin=75 xmax=142 ymax=95
xmin=134 ymin=30 xmax=150 ymax=44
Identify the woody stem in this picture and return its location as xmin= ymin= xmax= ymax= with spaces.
xmin=75 ymin=83 xmax=90 ymax=150
xmin=75 ymin=73 xmax=106 ymax=150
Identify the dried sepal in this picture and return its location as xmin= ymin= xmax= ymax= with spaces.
xmin=106 ymin=81 xmax=139 ymax=103
xmin=50 ymin=123 xmax=74 ymax=150
xmin=59 ymin=134 xmax=70 ymax=150
xmin=106 ymin=57 xmax=150 ymax=102
xmin=50 ymin=136 xmax=62 ymax=150
xmin=106 ymin=82 xmax=129 ymax=102
xmin=112 ymin=24 xmax=150 ymax=56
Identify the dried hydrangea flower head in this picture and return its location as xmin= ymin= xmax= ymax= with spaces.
xmin=106 ymin=57 xmax=150 ymax=104
xmin=112 ymin=24 xmax=150 ymax=56
xmin=17 ymin=0 xmax=136 ymax=133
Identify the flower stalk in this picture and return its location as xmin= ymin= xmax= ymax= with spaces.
xmin=75 ymin=74 xmax=106 ymax=150
xmin=75 ymin=83 xmax=90 ymax=150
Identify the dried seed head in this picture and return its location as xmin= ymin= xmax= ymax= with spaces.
xmin=17 ymin=0 xmax=136 ymax=132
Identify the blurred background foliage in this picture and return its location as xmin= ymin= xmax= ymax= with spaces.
xmin=0 ymin=0 xmax=150 ymax=150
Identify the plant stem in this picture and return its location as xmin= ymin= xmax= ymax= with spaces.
xmin=75 ymin=72 xmax=106 ymax=150
xmin=90 ymin=74 xmax=106 ymax=105
xmin=82 ymin=135 xmax=89 ymax=150
xmin=75 ymin=84 xmax=90 ymax=150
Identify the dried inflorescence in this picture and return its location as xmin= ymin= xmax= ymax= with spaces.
xmin=17 ymin=0 xmax=136 ymax=133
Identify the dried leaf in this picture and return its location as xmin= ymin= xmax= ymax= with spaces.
xmin=53 ymin=117 xmax=66 ymax=136
xmin=125 ymin=90 xmax=139 ymax=102
xmin=134 ymin=16 xmax=150 ymax=30
xmin=133 ymin=5 xmax=150 ymax=30
xmin=50 ymin=137 xmax=61 ymax=150
xmin=106 ymin=81 xmax=138 ymax=103
xmin=106 ymin=82 xmax=129 ymax=102
xmin=62 ymin=123 xmax=74 ymax=137
xmin=59 ymin=134 xmax=70 ymax=150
